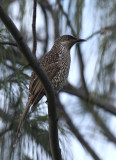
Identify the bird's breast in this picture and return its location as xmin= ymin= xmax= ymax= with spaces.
xmin=52 ymin=51 xmax=71 ymax=90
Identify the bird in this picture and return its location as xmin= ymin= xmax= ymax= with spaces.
xmin=13 ymin=35 xmax=85 ymax=147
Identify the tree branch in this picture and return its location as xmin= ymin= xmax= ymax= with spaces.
xmin=0 ymin=41 xmax=17 ymax=46
xmin=0 ymin=4 xmax=62 ymax=160
xmin=86 ymin=24 xmax=116 ymax=40
xmin=39 ymin=2 xmax=49 ymax=54
xmin=57 ymin=0 xmax=75 ymax=35
xmin=57 ymin=98 xmax=101 ymax=160
xmin=77 ymin=45 xmax=89 ymax=95
xmin=0 ymin=125 xmax=12 ymax=137
xmin=62 ymin=83 xmax=116 ymax=116
xmin=39 ymin=0 xmax=60 ymax=38
xmin=32 ymin=0 xmax=37 ymax=55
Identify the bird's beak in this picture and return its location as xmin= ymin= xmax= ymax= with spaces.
xmin=75 ymin=39 xmax=86 ymax=44
xmin=71 ymin=38 xmax=86 ymax=45
xmin=69 ymin=38 xmax=86 ymax=49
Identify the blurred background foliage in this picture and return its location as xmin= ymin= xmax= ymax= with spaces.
xmin=0 ymin=0 xmax=116 ymax=160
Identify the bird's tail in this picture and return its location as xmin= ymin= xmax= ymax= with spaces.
xmin=13 ymin=98 xmax=32 ymax=147
xmin=13 ymin=88 xmax=45 ymax=147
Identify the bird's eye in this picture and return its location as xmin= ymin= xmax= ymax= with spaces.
xmin=67 ymin=36 xmax=71 ymax=40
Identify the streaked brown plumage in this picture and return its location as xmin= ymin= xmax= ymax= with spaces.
xmin=13 ymin=35 xmax=85 ymax=147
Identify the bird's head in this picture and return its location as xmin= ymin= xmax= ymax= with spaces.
xmin=54 ymin=35 xmax=85 ymax=50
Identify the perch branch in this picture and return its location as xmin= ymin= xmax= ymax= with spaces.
xmin=0 ymin=4 xmax=62 ymax=160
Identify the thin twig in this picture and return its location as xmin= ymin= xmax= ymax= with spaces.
xmin=62 ymin=83 xmax=116 ymax=116
xmin=32 ymin=0 xmax=37 ymax=55
xmin=0 ymin=41 xmax=17 ymax=46
xmin=62 ymin=84 xmax=116 ymax=143
xmin=39 ymin=2 xmax=49 ymax=53
xmin=77 ymin=45 xmax=89 ymax=95
xmin=57 ymin=0 xmax=75 ymax=35
xmin=0 ymin=125 xmax=12 ymax=137
xmin=39 ymin=0 xmax=60 ymax=38
xmin=86 ymin=24 xmax=116 ymax=40
xmin=57 ymin=98 xmax=101 ymax=160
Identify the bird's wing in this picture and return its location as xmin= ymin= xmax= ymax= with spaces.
xmin=13 ymin=61 xmax=60 ymax=147
xmin=28 ymin=61 xmax=60 ymax=112
xmin=29 ymin=61 xmax=60 ymax=97
xmin=44 ymin=61 xmax=60 ymax=80
xmin=13 ymin=98 xmax=32 ymax=147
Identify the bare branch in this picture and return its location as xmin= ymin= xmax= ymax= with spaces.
xmin=86 ymin=24 xmax=116 ymax=40
xmin=92 ymin=110 xmax=116 ymax=143
xmin=0 ymin=125 xmax=12 ymax=137
xmin=57 ymin=1 xmax=75 ymax=35
xmin=32 ymin=0 xmax=37 ymax=55
xmin=0 ymin=4 xmax=62 ymax=160
xmin=39 ymin=2 xmax=49 ymax=53
xmin=39 ymin=0 xmax=60 ymax=38
xmin=62 ymin=83 xmax=116 ymax=116
xmin=77 ymin=45 xmax=89 ymax=95
xmin=0 ymin=41 xmax=17 ymax=46
xmin=57 ymin=98 xmax=101 ymax=160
